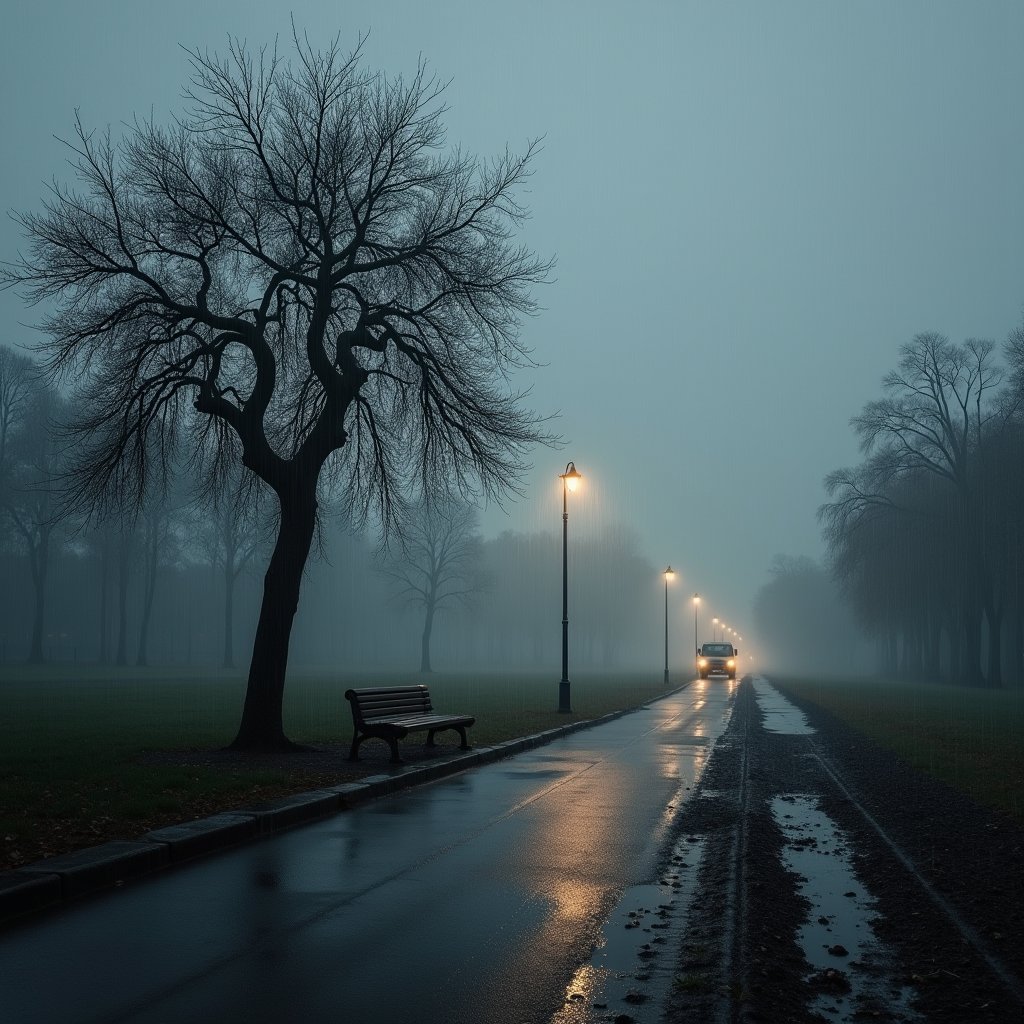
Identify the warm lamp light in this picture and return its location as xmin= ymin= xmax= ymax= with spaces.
xmin=558 ymin=461 xmax=581 ymax=712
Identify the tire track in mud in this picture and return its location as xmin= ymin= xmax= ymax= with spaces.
xmin=664 ymin=678 xmax=813 ymax=1024
xmin=716 ymin=688 xmax=750 ymax=1024
xmin=663 ymin=678 xmax=1024 ymax=1024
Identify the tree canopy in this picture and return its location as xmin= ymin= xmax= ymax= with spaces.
xmin=3 ymin=33 xmax=553 ymax=748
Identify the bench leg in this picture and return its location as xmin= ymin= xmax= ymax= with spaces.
xmin=427 ymin=727 xmax=471 ymax=751
xmin=350 ymin=732 xmax=403 ymax=764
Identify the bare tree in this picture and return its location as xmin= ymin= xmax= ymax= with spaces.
xmin=0 ymin=347 xmax=35 ymax=477
xmin=192 ymin=464 xmax=265 ymax=669
xmin=3 ymin=34 xmax=552 ymax=749
xmin=378 ymin=498 xmax=486 ymax=673
xmin=851 ymin=332 xmax=1003 ymax=492
xmin=136 ymin=492 xmax=185 ymax=667
xmin=822 ymin=332 xmax=1011 ymax=685
xmin=1 ymin=386 xmax=67 ymax=662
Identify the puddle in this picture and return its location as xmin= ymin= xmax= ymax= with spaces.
xmin=772 ymin=794 xmax=920 ymax=1022
xmin=753 ymin=678 xmax=815 ymax=734
xmin=550 ymin=836 xmax=707 ymax=1023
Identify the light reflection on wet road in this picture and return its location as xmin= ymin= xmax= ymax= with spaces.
xmin=0 ymin=681 xmax=736 ymax=1024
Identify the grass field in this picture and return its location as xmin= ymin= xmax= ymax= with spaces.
xmin=775 ymin=676 xmax=1024 ymax=825
xmin=7 ymin=668 xmax=1019 ymax=872
xmin=0 ymin=665 xmax=669 ymax=870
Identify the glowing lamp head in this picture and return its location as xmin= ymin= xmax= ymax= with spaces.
xmin=561 ymin=461 xmax=582 ymax=493
xmin=664 ymin=566 xmax=675 ymax=581
xmin=693 ymin=593 xmax=700 ymax=605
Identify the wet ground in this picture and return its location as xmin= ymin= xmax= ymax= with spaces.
xmin=0 ymin=683 xmax=735 ymax=1024
xmin=3 ymin=678 xmax=1023 ymax=1023
xmin=663 ymin=677 xmax=1024 ymax=1024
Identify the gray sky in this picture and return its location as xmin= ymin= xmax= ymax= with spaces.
xmin=3 ymin=1 xmax=1023 ymax=644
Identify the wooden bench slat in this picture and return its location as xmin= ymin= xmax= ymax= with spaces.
xmin=360 ymin=698 xmax=432 ymax=713
xmin=344 ymin=685 xmax=475 ymax=764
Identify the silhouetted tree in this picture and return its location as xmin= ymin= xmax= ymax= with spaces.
xmin=3 ymin=34 xmax=552 ymax=749
xmin=378 ymin=498 xmax=486 ymax=672
xmin=192 ymin=464 xmax=265 ymax=669
xmin=0 ymin=347 xmax=34 ymax=478
xmin=136 ymin=491 xmax=188 ymax=667
xmin=823 ymin=331 xmax=1018 ymax=685
xmin=1 ymin=385 xmax=68 ymax=662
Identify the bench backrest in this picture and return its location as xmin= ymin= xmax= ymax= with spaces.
xmin=345 ymin=685 xmax=434 ymax=723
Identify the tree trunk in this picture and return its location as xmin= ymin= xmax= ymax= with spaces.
xmin=98 ymin=536 xmax=110 ymax=663
xmin=984 ymin=601 xmax=1003 ymax=688
xmin=885 ymin=628 xmax=898 ymax=675
xmin=136 ymin=519 xmax=160 ymax=667
xmin=230 ymin=488 xmax=317 ymax=751
xmin=962 ymin=604 xmax=983 ymax=686
xmin=945 ymin=611 xmax=961 ymax=683
xmin=924 ymin=609 xmax=941 ymax=680
xmin=116 ymin=532 xmax=131 ymax=666
xmin=420 ymin=600 xmax=435 ymax=674
xmin=907 ymin=621 xmax=923 ymax=679
xmin=26 ymin=529 xmax=49 ymax=664
xmin=223 ymin=558 xmax=235 ymax=670
xmin=221 ymin=519 xmax=240 ymax=670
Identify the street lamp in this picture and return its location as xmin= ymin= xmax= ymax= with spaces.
xmin=712 ymin=616 xmax=719 ymax=640
xmin=663 ymin=567 xmax=675 ymax=685
xmin=558 ymin=461 xmax=582 ymax=712
xmin=693 ymin=594 xmax=700 ymax=673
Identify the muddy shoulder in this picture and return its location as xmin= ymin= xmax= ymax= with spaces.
xmin=663 ymin=678 xmax=1024 ymax=1024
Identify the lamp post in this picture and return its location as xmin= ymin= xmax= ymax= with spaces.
xmin=663 ymin=567 xmax=675 ymax=685
xmin=558 ymin=461 xmax=582 ymax=712
xmin=712 ymin=616 xmax=719 ymax=641
xmin=693 ymin=594 xmax=700 ymax=673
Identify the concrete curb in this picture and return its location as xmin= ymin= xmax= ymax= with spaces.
xmin=0 ymin=686 xmax=687 ymax=927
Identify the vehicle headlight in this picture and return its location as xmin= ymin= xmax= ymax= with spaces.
xmin=698 ymin=659 xmax=707 ymax=667
xmin=727 ymin=659 xmax=735 ymax=668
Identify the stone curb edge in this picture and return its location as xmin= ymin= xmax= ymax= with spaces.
xmin=0 ymin=685 xmax=688 ymax=928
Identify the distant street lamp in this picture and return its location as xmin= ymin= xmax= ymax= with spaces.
xmin=693 ymin=594 xmax=700 ymax=674
xmin=558 ymin=461 xmax=582 ymax=712
xmin=663 ymin=567 xmax=675 ymax=685
xmin=712 ymin=616 xmax=719 ymax=640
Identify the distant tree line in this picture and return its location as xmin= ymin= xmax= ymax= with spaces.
xmin=820 ymin=328 xmax=1024 ymax=687
xmin=0 ymin=355 xmax=662 ymax=673
xmin=751 ymin=555 xmax=871 ymax=678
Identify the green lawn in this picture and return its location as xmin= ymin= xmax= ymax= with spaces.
xmin=0 ymin=665 xmax=669 ymax=869
xmin=775 ymin=676 xmax=1024 ymax=825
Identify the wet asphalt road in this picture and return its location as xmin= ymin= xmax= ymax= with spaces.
xmin=1 ymin=681 xmax=736 ymax=1024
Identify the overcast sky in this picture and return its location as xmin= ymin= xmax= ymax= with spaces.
xmin=3 ymin=1 xmax=1023 ymax=645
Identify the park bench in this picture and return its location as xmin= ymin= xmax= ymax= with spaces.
xmin=344 ymin=685 xmax=475 ymax=764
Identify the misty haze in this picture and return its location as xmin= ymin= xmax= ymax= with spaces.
xmin=0 ymin=4 xmax=1022 ymax=1023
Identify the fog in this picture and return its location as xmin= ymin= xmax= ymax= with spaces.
xmin=2 ymin=2 xmax=1024 ymax=680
